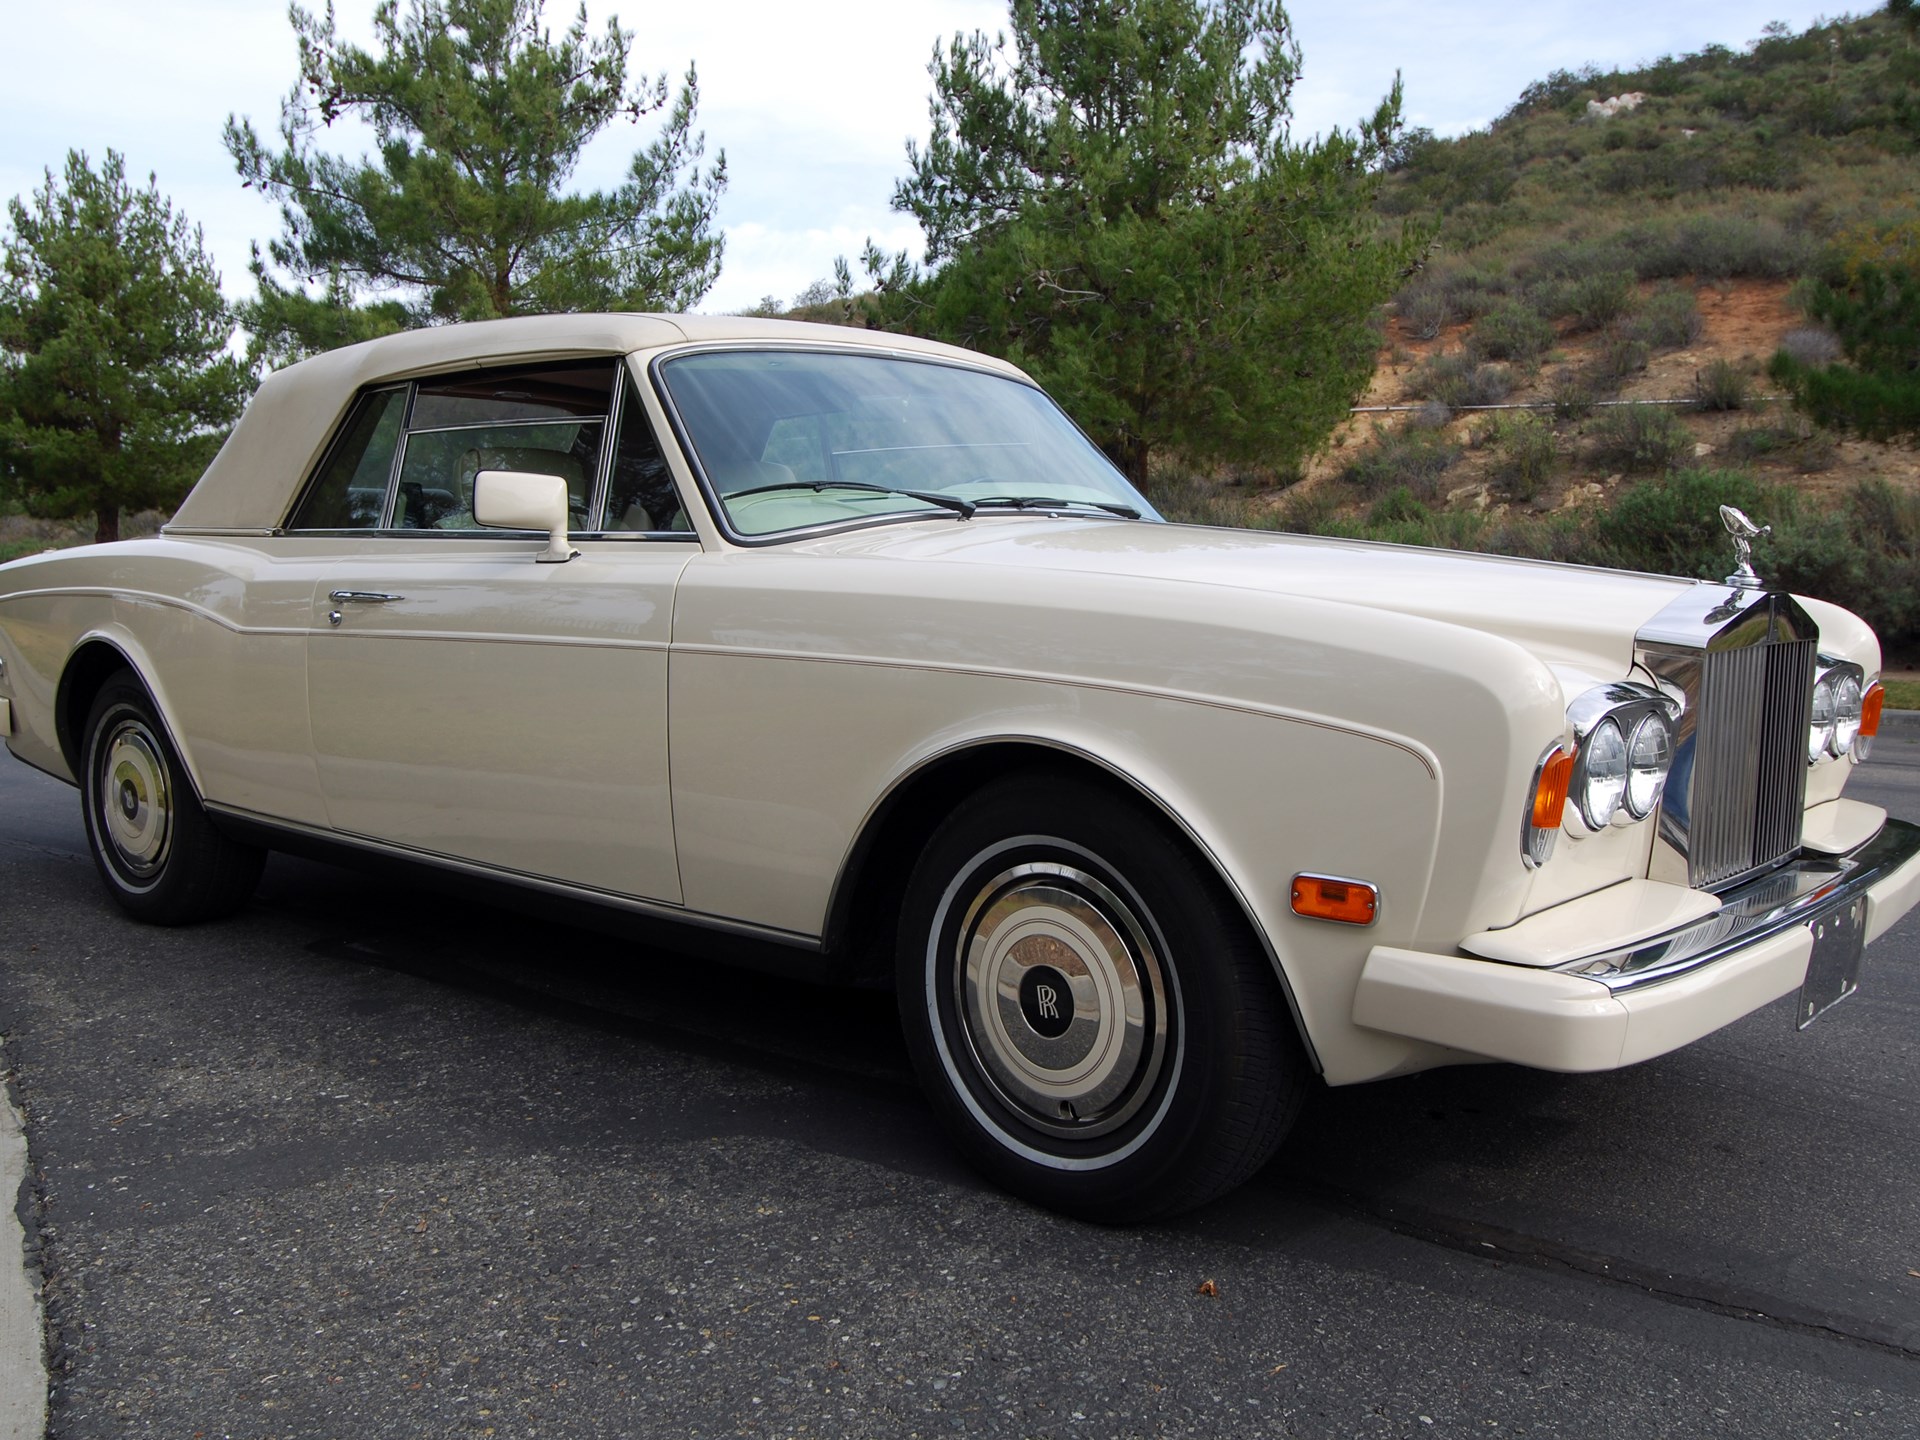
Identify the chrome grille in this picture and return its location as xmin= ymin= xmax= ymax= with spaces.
xmin=1688 ymin=637 xmax=1814 ymax=888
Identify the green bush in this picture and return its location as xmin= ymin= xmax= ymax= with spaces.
xmin=1368 ymin=485 xmax=1433 ymax=526
xmin=1340 ymin=425 xmax=1462 ymax=500
xmin=1588 ymin=403 xmax=1693 ymax=473
xmin=1408 ymin=352 xmax=1513 ymax=408
xmin=1771 ymin=257 xmax=1920 ymax=443
xmin=1594 ymin=468 xmax=1771 ymax=575
xmin=1467 ymin=301 xmax=1556 ymax=362
xmin=1724 ymin=412 xmax=1839 ymax=471
xmin=1799 ymin=480 xmax=1920 ymax=654
xmin=1484 ymin=411 xmax=1558 ymax=500
xmin=1628 ymin=214 xmax=1815 ymax=281
xmin=1586 ymin=335 xmax=1652 ymax=388
xmin=1566 ymin=270 xmax=1638 ymax=331
xmin=1399 ymin=285 xmax=1454 ymax=340
xmin=1690 ymin=358 xmax=1751 ymax=411
xmin=1270 ymin=486 xmax=1340 ymax=534
xmin=1549 ymin=368 xmax=1597 ymax=418
xmin=1628 ymin=284 xmax=1704 ymax=349
xmin=1435 ymin=271 xmax=1508 ymax=320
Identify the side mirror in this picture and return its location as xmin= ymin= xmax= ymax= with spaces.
xmin=472 ymin=469 xmax=578 ymax=563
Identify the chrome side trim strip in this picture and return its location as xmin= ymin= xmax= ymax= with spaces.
xmin=202 ymin=801 xmax=823 ymax=952
xmin=1543 ymin=818 xmax=1920 ymax=994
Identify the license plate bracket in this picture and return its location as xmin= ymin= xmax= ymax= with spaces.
xmin=1799 ymin=895 xmax=1868 ymax=1029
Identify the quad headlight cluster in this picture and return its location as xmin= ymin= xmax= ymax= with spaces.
xmin=1522 ymin=683 xmax=1678 ymax=869
xmin=1810 ymin=658 xmax=1876 ymax=763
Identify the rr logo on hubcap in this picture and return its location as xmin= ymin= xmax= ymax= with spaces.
xmin=1018 ymin=965 xmax=1074 ymax=1038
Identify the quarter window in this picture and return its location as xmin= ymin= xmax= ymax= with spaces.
xmin=286 ymin=387 xmax=405 ymax=530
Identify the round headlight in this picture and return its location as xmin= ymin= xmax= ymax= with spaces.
xmin=1624 ymin=711 xmax=1672 ymax=818
xmin=1809 ymin=675 xmax=1837 ymax=763
xmin=1580 ymin=718 xmax=1628 ymax=828
xmin=1831 ymin=673 xmax=1863 ymax=756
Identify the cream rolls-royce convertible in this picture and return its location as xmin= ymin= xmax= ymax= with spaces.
xmin=3 ymin=314 xmax=1916 ymax=1221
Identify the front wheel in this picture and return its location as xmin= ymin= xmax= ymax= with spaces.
xmin=897 ymin=774 xmax=1305 ymax=1222
xmin=80 ymin=674 xmax=265 ymax=924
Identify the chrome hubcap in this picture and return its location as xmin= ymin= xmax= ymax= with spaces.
xmin=954 ymin=863 xmax=1168 ymax=1140
xmin=98 ymin=719 xmax=172 ymax=878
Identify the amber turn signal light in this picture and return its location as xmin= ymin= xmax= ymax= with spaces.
xmin=1861 ymin=682 xmax=1884 ymax=739
xmin=1291 ymin=874 xmax=1379 ymax=926
xmin=1532 ymin=746 xmax=1574 ymax=829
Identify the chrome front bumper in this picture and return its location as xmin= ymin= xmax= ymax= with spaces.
xmin=1555 ymin=817 xmax=1920 ymax=993
xmin=1352 ymin=819 xmax=1920 ymax=1073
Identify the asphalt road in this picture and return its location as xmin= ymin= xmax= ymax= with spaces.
xmin=1 ymin=737 xmax=1918 ymax=1438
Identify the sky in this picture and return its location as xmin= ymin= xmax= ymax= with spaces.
xmin=0 ymin=0 xmax=1870 ymax=318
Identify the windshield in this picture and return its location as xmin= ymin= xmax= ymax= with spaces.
xmin=655 ymin=349 xmax=1158 ymax=537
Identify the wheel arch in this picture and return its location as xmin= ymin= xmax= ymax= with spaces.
xmin=56 ymin=635 xmax=204 ymax=799
xmin=821 ymin=736 xmax=1323 ymax=1073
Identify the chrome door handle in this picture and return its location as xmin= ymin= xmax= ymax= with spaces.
xmin=328 ymin=590 xmax=405 ymax=604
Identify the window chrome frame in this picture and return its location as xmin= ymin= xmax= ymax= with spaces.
xmin=277 ymin=358 xmax=694 ymax=542
xmin=646 ymin=341 xmax=1161 ymax=549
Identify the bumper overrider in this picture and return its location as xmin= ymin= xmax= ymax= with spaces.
xmin=1354 ymin=816 xmax=1920 ymax=1072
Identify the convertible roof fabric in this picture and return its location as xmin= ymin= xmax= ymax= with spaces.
xmin=168 ymin=314 xmax=1018 ymax=532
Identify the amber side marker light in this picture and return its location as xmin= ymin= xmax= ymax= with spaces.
xmin=1291 ymin=874 xmax=1379 ymax=926
xmin=1861 ymin=683 xmax=1885 ymax=739
xmin=1856 ymin=682 xmax=1885 ymax=760
xmin=1533 ymin=746 xmax=1575 ymax=829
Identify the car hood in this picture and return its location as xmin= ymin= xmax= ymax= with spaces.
xmin=795 ymin=516 xmax=1700 ymax=677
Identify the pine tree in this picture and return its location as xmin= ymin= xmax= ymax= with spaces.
xmin=226 ymin=0 xmax=727 ymax=363
xmin=864 ymin=0 xmax=1425 ymax=486
xmin=0 ymin=151 xmax=250 ymax=544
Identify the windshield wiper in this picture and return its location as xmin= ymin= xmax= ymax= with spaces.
xmin=971 ymin=495 xmax=1141 ymax=519
xmin=723 ymin=478 xmax=975 ymax=518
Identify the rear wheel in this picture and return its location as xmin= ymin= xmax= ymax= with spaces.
xmin=80 ymin=674 xmax=264 ymax=924
xmin=896 ymin=773 xmax=1305 ymax=1222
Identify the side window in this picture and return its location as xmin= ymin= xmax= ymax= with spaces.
xmin=286 ymin=388 xmax=405 ymax=530
xmin=394 ymin=362 xmax=615 ymax=530
xmin=395 ymin=421 xmax=604 ymax=530
xmin=600 ymin=374 xmax=687 ymax=532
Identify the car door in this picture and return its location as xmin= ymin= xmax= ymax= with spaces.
xmin=299 ymin=361 xmax=696 ymax=902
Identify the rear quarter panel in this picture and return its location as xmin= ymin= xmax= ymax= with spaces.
xmin=0 ymin=540 xmax=323 ymax=823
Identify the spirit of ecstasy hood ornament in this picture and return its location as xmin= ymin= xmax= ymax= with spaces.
xmin=1720 ymin=504 xmax=1770 ymax=589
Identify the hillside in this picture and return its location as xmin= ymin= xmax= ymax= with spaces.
xmin=1153 ymin=8 xmax=1920 ymax=658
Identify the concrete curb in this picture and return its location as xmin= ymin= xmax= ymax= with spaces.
xmin=0 ymin=1057 xmax=45 ymax=1440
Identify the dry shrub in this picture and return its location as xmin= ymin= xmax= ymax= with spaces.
xmin=1589 ymin=403 xmax=1692 ymax=474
